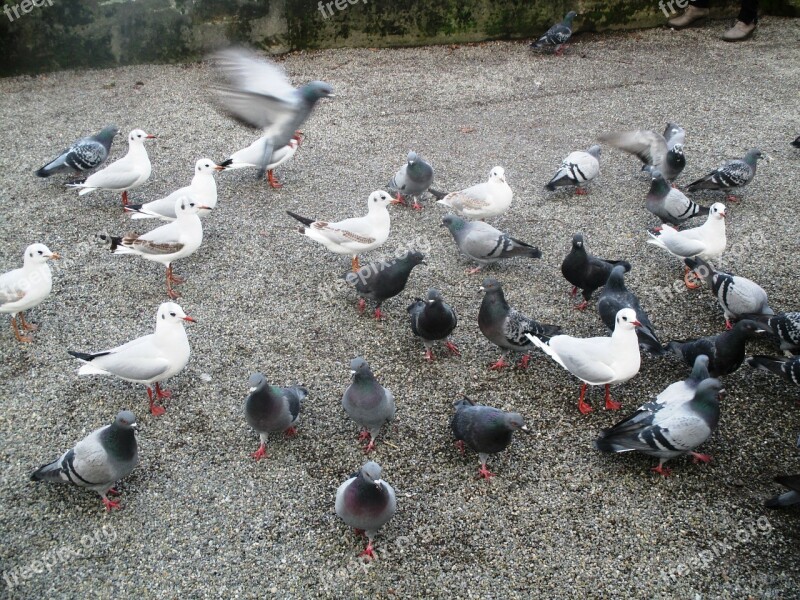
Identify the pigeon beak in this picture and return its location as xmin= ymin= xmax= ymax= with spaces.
xmin=248 ymin=386 xmax=258 ymax=393
xmin=520 ymin=425 xmax=531 ymax=434
xmin=48 ymin=253 xmax=61 ymax=260
xmin=183 ymin=316 xmax=196 ymax=323
xmin=632 ymin=320 xmax=642 ymax=328
xmin=479 ymin=286 xmax=485 ymax=292
xmin=131 ymin=422 xmax=139 ymax=430
xmin=145 ymin=134 xmax=157 ymax=139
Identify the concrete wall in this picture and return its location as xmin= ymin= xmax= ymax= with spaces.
xmin=0 ymin=0 xmax=797 ymax=76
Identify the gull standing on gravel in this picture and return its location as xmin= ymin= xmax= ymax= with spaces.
xmin=600 ymin=123 xmax=686 ymax=182
xmin=529 ymin=308 xmax=642 ymax=414
xmin=125 ymin=158 xmax=224 ymax=220
xmin=97 ymin=197 xmax=208 ymax=299
xmin=686 ymin=148 xmax=766 ymax=203
xmin=68 ymin=302 xmax=194 ymax=416
xmin=646 ymin=169 xmax=708 ymax=227
xmin=244 ymin=373 xmax=308 ymax=460
xmin=31 ymin=410 xmax=139 ymax=511
xmin=36 ymin=124 xmax=119 ymax=178
xmin=219 ymin=132 xmax=302 ymax=188
xmin=545 ymin=145 xmax=601 ymax=195
xmin=67 ymin=128 xmax=155 ymax=206
xmin=0 ymin=243 xmax=60 ymax=342
xmin=287 ymin=190 xmax=392 ymax=272
xmin=561 ymin=233 xmax=631 ymax=310
xmin=342 ymin=357 xmax=395 ymax=453
xmin=530 ymin=11 xmax=577 ymax=55
xmin=387 ymin=151 xmax=434 ymax=210
xmin=432 ymin=167 xmax=512 ymax=220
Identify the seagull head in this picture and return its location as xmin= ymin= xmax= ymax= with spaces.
xmin=615 ymin=308 xmax=641 ymax=331
xmin=128 ymin=129 xmax=156 ymax=144
xmin=489 ymin=166 xmax=506 ymax=183
xmin=196 ymin=158 xmax=225 ymax=174
xmin=368 ymin=190 xmax=393 ymax=209
xmin=709 ymin=203 xmax=726 ymax=220
xmin=23 ymin=243 xmax=60 ymax=265
xmin=174 ymin=197 xmax=204 ymax=217
xmin=158 ymin=302 xmax=195 ymax=325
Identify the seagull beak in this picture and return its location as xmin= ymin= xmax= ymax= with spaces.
xmin=145 ymin=134 xmax=157 ymax=139
xmin=213 ymin=165 xmax=225 ymax=172
xmin=632 ymin=320 xmax=642 ymax=328
xmin=197 ymin=205 xmax=213 ymax=211
xmin=48 ymin=253 xmax=61 ymax=260
xmin=719 ymin=211 xmax=726 ymax=218
xmin=183 ymin=316 xmax=196 ymax=323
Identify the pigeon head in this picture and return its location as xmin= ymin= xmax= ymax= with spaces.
xmin=128 ymin=129 xmax=156 ymax=144
xmin=23 ymin=243 xmax=60 ymax=266
xmin=670 ymin=143 xmax=684 ymax=156
xmin=587 ymin=144 xmax=601 ymax=158
xmin=360 ymin=461 xmax=383 ymax=488
xmin=504 ymin=412 xmax=530 ymax=434
xmin=174 ymin=196 xmax=211 ymax=218
xmin=441 ymin=214 xmax=466 ymax=231
xmin=248 ymin=373 xmax=267 ymax=393
xmin=563 ymin=10 xmax=577 ymax=23
xmin=571 ymin=233 xmax=585 ymax=250
xmin=301 ymin=81 xmax=334 ymax=102
xmin=368 ymin=190 xmax=393 ymax=210
xmin=157 ymin=302 xmax=195 ymax=325
xmin=426 ymin=288 xmax=443 ymax=304
xmin=744 ymin=148 xmax=765 ymax=165
xmin=349 ymin=357 xmax=373 ymax=379
xmin=489 ymin=167 xmax=506 ymax=183
xmin=400 ymin=250 xmax=426 ymax=267
xmin=406 ymin=151 xmax=419 ymax=165
xmin=99 ymin=125 xmax=121 ymax=140
xmin=196 ymin=158 xmax=225 ymax=174
xmin=479 ymin=277 xmax=502 ymax=293
xmin=693 ymin=378 xmax=723 ymax=408
xmin=614 ymin=308 xmax=641 ymax=331
xmin=690 ymin=354 xmax=711 ymax=382
xmin=709 ymin=203 xmax=726 ymax=220
xmin=606 ymin=265 xmax=628 ymax=289
xmin=732 ymin=319 xmax=770 ymax=338
xmin=114 ymin=410 xmax=139 ymax=431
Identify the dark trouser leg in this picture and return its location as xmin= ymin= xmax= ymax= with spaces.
xmin=738 ymin=0 xmax=758 ymax=24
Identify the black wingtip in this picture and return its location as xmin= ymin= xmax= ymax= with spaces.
xmin=286 ymin=210 xmax=314 ymax=227
xmin=35 ymin=166 xmax=51 ymax=178
xmin=428 ymin=188 xmax=447 ymax=200
xmin=545 ymin=182 xmax=557 ymax=191
xmin=218 ymin=158 xmax=233 ymax=168
xmin=67 ymin=349 xmax=95 ymax=361
xmin=791 ymin=138 xmax=800 ymax=149
xmin=124 ymin=204 xmax=143 ymax=213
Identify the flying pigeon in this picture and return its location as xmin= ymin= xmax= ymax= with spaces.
xmin=97 ymin=197 xmax=208 ymax=299
xmin=479 ymin=278 xmax=562 ymax=370
xmin=684 ymin=257 xmax=773 ymax=329
xmin=68 ymin=302 xmax=194 ymax=416
xmin=36 ymin=125 xmax=119 ymax=178
xmin=599 ymin=122 xmax=686 ymax=182
xmin=0 ymin=243 xmax=60 ymax=343
xmin=67 ymin=129 xmax=156 ymax=206
xmin=211 ymin=47 xmax=332 ymax=175
xmin=742 ymin=312 xmax=800 ymax=355
xmin=31 ymin=410 xmax=139 ymax=511
xmin=345 ymin=250 xmax=425 ymax=320
xmin=530 ymin=11 xmax=577 ymax=55
xmin=529 ymin=308 xmax=642 ymax=414
xmin=341 ymin=358 xmax=396 ymax=453
xmin=219 ymin=132 xmax=302 ymax=188
xmin=407 ymin=289 xmax=459 ymax=361
xmin=244 ymin=373 xmax=308 ymax=460
xmin=387 ymin=151 xmax=434 ymax=210
xmin=335 ymin=461 xmax=397 ymax=559
xmin=545 ymin=145 xmax=601 ymax=195
xmin=746 ymin=355 xmax=800 ymax=388
xmin=594 ymin=378 xmax=722 ymax=476
xmin=561 ymin=233 xmax=631 ymax=310
xmin=686 ymin=149 xmax=766 ymax=202
xmin=451 ymin=396 xmax=530 ymax=479
xmin=287 ymin=190 xmax=392 ymax=272
xmin=432 ymin=167 xmax=512 ymax=220
xmin=441 ymin=214 xmax=541 ymax=274
xmin=597 ymin=265 xmax=663 ymax=355
xmin=125 ymin=158 xmax=224 ymax=220
xmin=667 ymin=319 xmax=769 ymax=377
xmin=646 ymin=169 xmax=708 ymax=226
xmin=764 ymin=475 xmax=800 ymax=508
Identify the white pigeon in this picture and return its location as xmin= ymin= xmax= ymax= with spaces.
xmin=67 ymin=128 xmax=155 ymax=206
xmin=97 ymin=197 xmax=207 ymax=299
xmin=528 ymin=308 xmax=642 ymax=414
xmin=220 ymin=133 xmax=302 ymax=189
xmin=124 ymin=158 xmax=223 ymax=220
xmin=545 ymin=145 xmax=601 ymax=195
xmin=286 ymin=190 xmax=393 ymax=271
xmin=0 ymin=243 xmax=60 ymax=342
xmin=434 ymin=167 xmax=512 ymax=220
xmin=68 ymin=302 xmax=194 ymax=416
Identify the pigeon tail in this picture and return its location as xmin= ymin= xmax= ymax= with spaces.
xmin=30 ymin=455 xmax=67 ymax=482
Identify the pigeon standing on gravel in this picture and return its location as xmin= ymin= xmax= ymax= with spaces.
xmin=600 ymin=123 xmax=686 ymax=182
xmin=67 ymin=129 xmax=155 ymax=206
xmin=244 ymin=373 xmax=308 ymax=460
xmin=598 ymin=265 xmax=663 ymax=355
xmin=0 ymin=243 xmax=60 ymax=343
xmin=219 ymin=132 xmax=303 ymax=188
xmin=646 ymin=169 xmax=708 ymax=226
xmin=655 ymin=354 xmax=711 ymax=407
xmin=407 ymin=289 xmax=459 ymax=361
xmin=68 ymin=302 xmax=194 ymax=416
xmin=31 ymin=410 xmax=139 ymax=511
xmin=441 ymin=214 xmax=541 ymax=274
xmin=742 ymin=312 xmax=800 ymax=355
xmin=478 ymin=278 xmax=562 ymax=370
xmin=594 ymin=378 xmax=722 ymax=476
xmin=345 ymin=250 xmax=425 ymax=320
xmin=529 ymin=308 xmax=642 ymax=414
xmin=545 ymin=145 xmax=601 ymax=195
xmin=561 ymin=233 xmax=631 ymax=310
xmin=765 ymin=475 xmax=800 ymax=508
xmin=342 ymin=358 xmax=396 ymax=453
xmin=125 ymin=159 xmax=224 ymax=220
xmin=451 ymin=396 xmax=530 ymax=479
xmin=746 ymin=355 xmax=800 ymax=388
xmin=36 ymin=125 xmax=119 ymax=178
xmin=686 ymin=149 xmax=765 ymax=202
xmin=387 ymin=151 xmax=434 ymax=210
xmin=684 ymin=257 xmax=773 ymax=329
xmin=97 ymin=197 xmax=208 ymax=299
xmin=211 ymin=47 xmax=333 ymax=176
xmin=335 ymin=461 xmax=397 ymax=559
xmin=432 ymin=167 xmax=512 ymax=220
xmin=530 ymin=11 xmax=577 ymax=55
xmin=287 ymin=190 xmax=392 ymax=272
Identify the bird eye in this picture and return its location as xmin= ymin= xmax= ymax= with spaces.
xmin=161 ymin=314 xmax=165 ymax=319
xmin=37 ymin=250 xmax=43 ymax=255
xmin=170 ymin=312 xmax=176 ymax=317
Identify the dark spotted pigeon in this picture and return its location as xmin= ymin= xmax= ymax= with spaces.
xmin=342 ymin=357 xmax=395 ymax=453
xmin=600 ymin=123 xmax=686 ymax=182
xmin=765 ymin=475 xmax=800 ymax=508
xmin=746 ymin=355 xmax=800 ymax=387
xmin=407 ymin=288 xmax=459 ymax=361
xmin=451 ymin=396 xmax=530 ymax=479
xmin=345 ymin=250 xmax=425 ymax=320
xmin=244 ymin=373 xmax=308 ymax=460
xmin=597 ymin=265 xmax=663 ymax=354
xmin=388 ymin=151 xmax=434 ymax=210
xmin=530 ymin=11 xmax=577 ymax=55
xmin=686 ymin=148 xmax=765 ymax=202
xmin=36 ymin=125 xmax=119 ymax=178
xmin=478 ymin=277 xmax=561 ymax=370
xmin=561 ymin=233 xmax=631 ymax=310
xmin=646 ymin=169 xmax=708 ymax=226
xmin=743 ymin=312 xmax=800 ymax=355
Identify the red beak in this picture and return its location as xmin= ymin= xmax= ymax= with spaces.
xmin=632 ymin=320 xmax=642 ymax=327
xmin=145 ymin=134 xmax=157 ymax=139
xmin=183 ymin=316 xmax=196 ymax=323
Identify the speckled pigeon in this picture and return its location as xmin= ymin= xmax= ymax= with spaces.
xmin=344 ymin=250 xmax=425 ymax=320
xmin=647 ymin=169 xmax=708 ymax=226
xmin=530 ymin=11 xmax=577 ymax=55
xmin=686 ymin=148 xmax=765 ymax=202
xmin=765 ymin=475 xmax=800 ymax=508
xmin=746 ymin=355 xmax=800 ymax=387
xmin=387 ymin=151 xmax=434 ymax=210
xmin=408 ymin=288 xmax=459 ymax=361
xmin=600 ymin=122 xmax=686 ymax=182
xmin=561 ymin=233 xmax=631 ymax=310
xmin=342 ymin=357 xmax=395 ymax=453
xmin=598 ymin=265 xmax=663 ymax=354
xmin=743 ymin=312 xmax=800 ymax=355
xmin=36 ymin=125 xmax=119 ymax=178
xmin=545 ymin=144 xmax=601 ymax=194
xmin=244 ymin=373 xmax=308 ymax=460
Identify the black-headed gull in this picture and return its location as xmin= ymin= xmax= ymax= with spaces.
xmin=434 ymin=167 xmax=512 ymax=220
xmin=36 ymin=125 xmax=119 ymax=178
xmin=219 ymin=132 xmax=302 ymax=188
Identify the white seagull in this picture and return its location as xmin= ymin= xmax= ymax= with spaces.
xmin=220 ymin=132 xmax=303 ymax=188
xmin=434 ymin=167 xmax=512 ymax=220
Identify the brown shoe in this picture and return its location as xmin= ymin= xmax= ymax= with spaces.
xmin=722 ymin=20 xmax=756 ymax=41
xmin=667 ymin=6 xmax=710 ymax=28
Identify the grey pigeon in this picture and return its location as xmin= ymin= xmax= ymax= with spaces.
xmin=244 ymin=373 xmax=308 ymax=461
xmin=387 ymin=151 xmax=434 ymax=210
xmin=742 ymin=312 xmax=800 ymax=355
xmin=342 ymin=358 xmax=396 ymax=453
xmin=594 ymin=378 xmax=722 ymax=476
xmin=451 ymin=396 xmax=530 ymax=479
xmin=36 ymin=125 xmax=119 ymax=178
xmin=478 ymin=278 xmax=562 ymax=370
xmin=211 ymin=47 xmax=333 ymax=175
xmin=685 ymin=257 xmax=773 ymax=329
xmin=407 ymin=289 xmax=459 ymax=361
xmin=442 ymin=214 xmax=541 ymax=274
xmin=530 ymin=11 xmax=577 ymax=54
xmin=345 ymin=250 xmax=425 ymax=320
xmin=655 ymin=354 xmax=711 ymax=408
xmin=545 ymin=144 xmax=601 ymax=194
xmin=600 ymin=123 xmax=686 ymax=182
xmin=686 ymin=148 xmax=765 ymax=202
xmin=31 ymin=410 xmax=139 ymax=511
xmin=746 ymin=355 xmax=800 ymax=388
xmin=646 ymin=169 xmax=708 ymax=226
xmin=765 ymin=475 xmax=800 ymax=508
xmin=335 ymin=461 xmax=397 ymax=559
xmin=561 ymin=233 xmax=631 ymax=310
xmin=597 ymin=265 xmax=663 ymax=355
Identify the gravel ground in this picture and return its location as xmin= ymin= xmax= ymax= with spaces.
xmin=1 ymin=17 xmax=799 ymax=599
